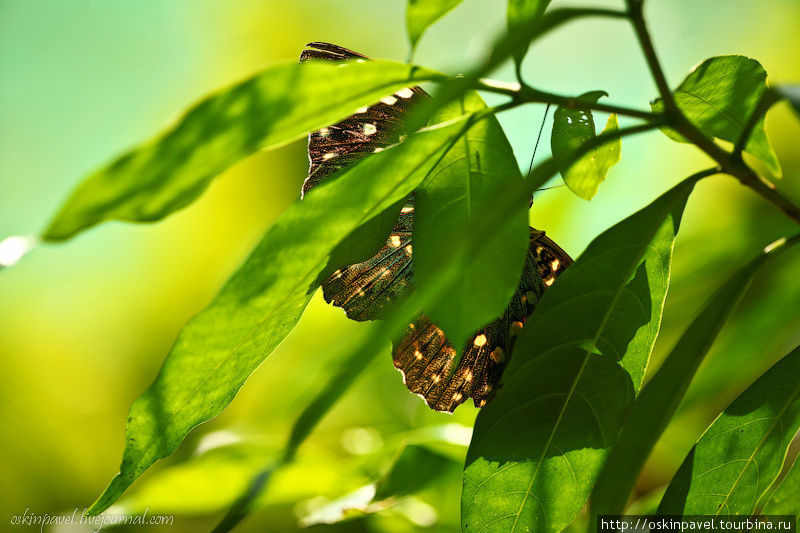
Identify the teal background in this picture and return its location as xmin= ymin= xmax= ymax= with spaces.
xmin=1 ymin=1 xmax=799 ymax=531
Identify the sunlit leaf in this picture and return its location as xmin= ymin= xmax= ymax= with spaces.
xmin=652 ymin=55 xmax=781 ymax=178
xmin=114 ymin=442 xmax=364 ymax=515
xmin=43 ymin=59 xmax=442 ymax=241
xmin=415 ymin=91 xmax=529 ymax=350
xmin=591 ymin=237 xmax=796 ymax=516
xmin=551 ymin=90 xmax=621 ymax=200
xmin=507 ymin=0 xmax=552 ymax=66
xmin=762 ymin=454 xmax=800 ymax=515
xmin=87 ymin=118 xmax=467 ymax=516
xmin=658 ymin=344 xmax=800 ymax=514
xmin=300 ymin=442 xmax=460 ymax=527
xmin=406 ymin=0 xmax=464 ymax=53
xmin=463 ymin=178 xmax=697 ymax=533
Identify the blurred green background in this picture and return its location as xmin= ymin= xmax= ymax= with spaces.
xmin=2 ymin=0 xmax=799 ymax=531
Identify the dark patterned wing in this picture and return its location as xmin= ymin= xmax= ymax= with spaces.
xmin=300 ymin=43 xmax=575 ymax=412
xmin=300 ymin=42 xmax=429 ymax=196
xmin=300 ymin=42 xmax=427 ymax=321
xmin=391 ymin=230 xmax=573 ymax=412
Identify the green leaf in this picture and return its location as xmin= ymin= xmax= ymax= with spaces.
xmin=551 ymin=91 xmax=621 ymax=200
xmin=652 ymin=55 xmax=782 ymax=178
xmin=114 ymin=442 xmax=363 ymax=515
xmin=762 ymin=454 xmax=800 ymax=515
xmin=591 ymin=238 xmax=791 ymax=516
xmin=463 ymin=178 xmax=697 ymax=533
xmin=778 ymin=84 xmax=800 ymax=118
xmin=415 ymin=91 xmax=529 ymax=351
xmin=406 ymin=0 xmax=464 ymax=53
xmin=658 ymin=344 xmax=800 ymax=515
xmin=300 ymin=442 xmax=460 ymax=527
xmin=507 ymin=0 xmax=552 ymax=66
xmin=43 ymin=59 xmax=441 ymax=241
xmin=87 ymin=118 xmax=467 ymax=516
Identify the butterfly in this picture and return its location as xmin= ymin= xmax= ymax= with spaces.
xmin=300 ymin=42 xmax=573 ymax=412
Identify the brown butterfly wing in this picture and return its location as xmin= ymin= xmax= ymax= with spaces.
xmin=391 ymin=230 xmax=572 ymax=412
xmin=300 ymin=42 xmax=428 ymax=196
xmin=300 ymin=42 xmax=427 ymax=321
xmin=322 ymin=200 xmax=415 ymax=321
xmin=300 ymin=43 xmax=575 ymax=412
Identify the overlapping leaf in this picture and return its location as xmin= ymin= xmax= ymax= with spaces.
xmin=415 ymin=91 xmax=529 ymax=350
xmin=592 ymin=236 xmax=791 ymax=516
xmin=551 ymin=90 xmax=621 ymax=200
xmin=406 ymin=0 xmax=464 ymax=53
xmin=463 ymin=178 xmax=697 ymax=533
xmin=87 ymin=118 xmax=467 ymax=516
xmin=762 ymin=455 xmax=800 ymax=515
xmin=658 ymin=344 xmax=800 ymax=515
xmin=507 ymin=0 xmax=552 ymax=66
xmin=44 ymin=60 xmax=441 ymax=241
xmin=652 ymin=55 xmax=781 ymax=178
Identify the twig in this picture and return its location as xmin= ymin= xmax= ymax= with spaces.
xmin=625 ymin=0 xmax=676 ymax=115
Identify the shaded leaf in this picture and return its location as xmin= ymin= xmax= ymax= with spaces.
xmin=551 ymin=90 xmax=620 ymax=200
xmin=652 ymin=55 xmax=781 ymax=178
xmin=658 ymin=344 xmax=800 ymax=515
xmin=44 ymin=59 xmax=441 ymax=241
xmin=463 ymin=178 xmax=697 ymax=533
xmin=592 ymin=235 xmax=796 ymax=516
xmin=415 ymin=91 xmax=529 ymax=351
xmin=507 ymin=0 xmax=552 ymax=66
xmin=406 ymin=0 xmax=464 ymax=53
xmin=87 ymin=118 xmax=467 ymax=516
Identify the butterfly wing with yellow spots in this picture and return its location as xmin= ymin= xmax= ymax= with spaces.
xmin=300 ymin=42 xmax=573 ymax=412
xmin=391 ymin=230 xmax=572 ymax=412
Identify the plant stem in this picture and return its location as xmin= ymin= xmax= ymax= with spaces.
xmin=625 ymin=0 xmax=676 ymax=115
xmin=477 ymin=78 xmax=657 ymax=120
xmin=732 ymin=89 xmax=782 ymax=157
xmin=623 ymin=0 xmax=800 ymax=226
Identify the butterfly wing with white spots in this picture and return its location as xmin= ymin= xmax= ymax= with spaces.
xmin=300 ymin=43 xmax=574 ymax=412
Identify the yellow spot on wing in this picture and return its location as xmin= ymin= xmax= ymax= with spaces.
xmin=473 ymin=334 xmax=487 ymax=347
xmin=490 ymin=347 xmax=505 ymax=363
xmin=390 ymin=235 xmax=401 ymax=247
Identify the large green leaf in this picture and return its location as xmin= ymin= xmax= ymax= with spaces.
xmin=591 ymin=234 xmax=797 ymax=516
xmin=507 ymin=0 xmax=552 ymax=66
xmin=406 ymin=0 xmax=464 ymax=53
xmin=43 ymin=59 xmax=441 ymax=241
xmin=551 ymin=90 xmax=621 ymax=200
xmin=652 ymin=55 xmax=781 ymax=178
xmin=658 ymin=344 xmax=800 ymax=515
xmin=87 ymin=118 xmax=466 ymax=516
xmin=463 ymin=178 xmax=697 ymax=533
xmin=415 ymin=91 xmax=529 ymax=351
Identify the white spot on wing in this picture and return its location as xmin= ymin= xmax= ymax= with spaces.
xmin=363 ymin=123 xmax=377 ymax=135
xmin=397 ymin=87 xmax=414 ymax=98
xmin=381 ymin=95 xmax=398 ymax=105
